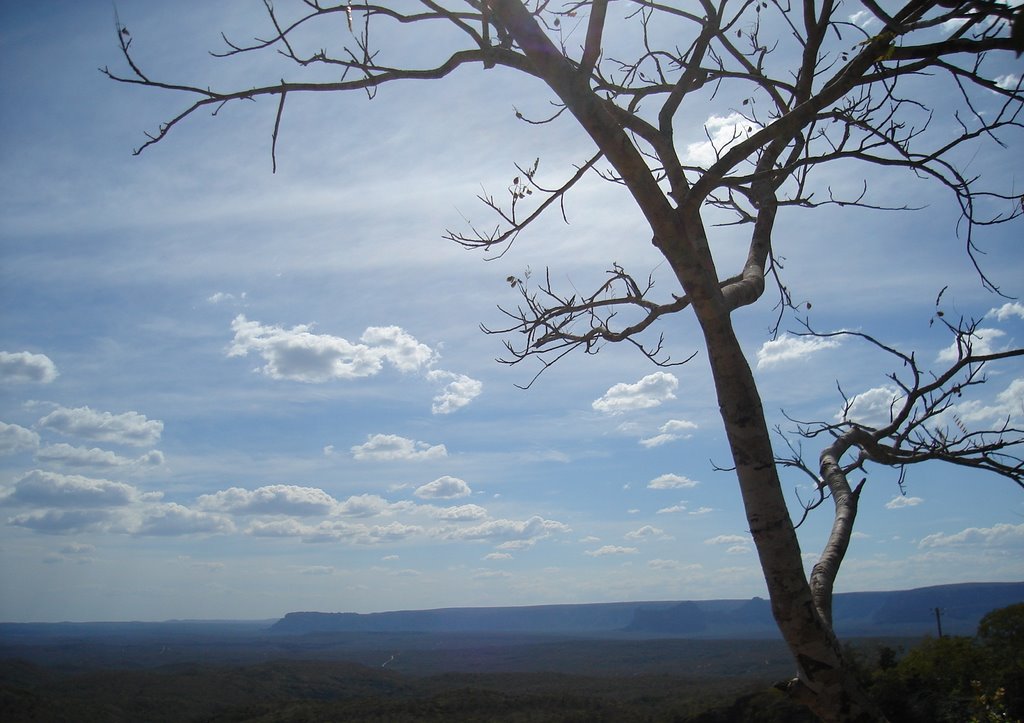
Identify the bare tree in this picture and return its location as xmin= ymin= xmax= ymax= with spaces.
xmin=104 ymin=1 xmax=1024 ymax=720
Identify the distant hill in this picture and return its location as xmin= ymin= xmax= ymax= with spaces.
xmin=270 ymin=581 xmax=1024 ymax=638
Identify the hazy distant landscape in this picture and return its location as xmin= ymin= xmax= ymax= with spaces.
xmin=2 ymin=582 xmax=1021 ymax=721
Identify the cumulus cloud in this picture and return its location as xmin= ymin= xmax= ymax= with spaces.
xmin=4 ymin=469 xmax=142 ymax=508
xmin=885 ymin=495 xmax=923 ymax=509
xmin=656 ymin=503 xmax=687 ymax=514
xmin=441 ymin=515 xmax=570 ymax=547
xmin=36 ymin=406 xmax=163 ymax=447
xmin=427 ymin=370 xmax=483 ymax=414
xmin=8 ymin=508 xmax=113 ymax=534
xmin=953 ymin=377 xmax=1024 ymax=426
xmin=247 ymin=517 xmax=321 ymax=538
xmin=360 ymin=521 xmax=423 ymax=543
xmin=639 ymin=418 xmax=698 ymax=448
xmin=228 ymin=315 xmax=435 ymax=382
xmin=0 ymin=351 xmax=58 ymax=383
xmin=624 ymin=525 xmax=670 ymax=540
xmin=414 ymin=475 xmax=472 ymax=499
xmin=648 ymin=559 xmax=702 ymax=572
xmin=336 ymin=493 xmax=407 ymax=518
xmin=35 ymin=443 xmax=164 ymax=470
xmin=647 ymin=473 xmax=700 ymax=490
xmin=919 ymin=522 xmax=1024 ymax=549
xmin=250 ymin=518 xmax=421 ymax=545
xmin=705 ymin=534 xmax=750 ymax=546
xmin=989 ymin=301 xmax=1024 ymax=321
xmin=351 ymin=433 xmax=448 ymax=461
xmin=0 ymin=421 xmax=40 ymax=455
xmin=684 ymin=113 xmax=762 ymax=167
xmin=585 ymin=545 xmax=639 ymax=557
xmin=994 ymin=74 xmax=1021 ymax=91
xmin=705 ymin=534 xmax=752 ymax=554
xmin=244 ymin=516 xmax=428 ymax=545
xmin=429 ymin=503 xmax=488 ymax=521
xmin=837 ymin=385 xmax=903 ymax=428
xmin=936 ymin=327 xmax=1006 ymax=363
xmin=592 ymin=372 xmax=678 ymax=414
xmin=227 ymin=317 xmax=481 ymax=413
xmin=197 ymin=485 xmax=339 ymax=516
xmin=208 ymin=291 xmax=247 ymax=304
xmin=134 ymin=503 xmax=235 ymax=536
xmin=756 ymin=335 xmax=840 ymax=369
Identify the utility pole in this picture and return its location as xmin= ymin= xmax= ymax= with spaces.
xmin=933 ymin=607 xmax=944 ymax=638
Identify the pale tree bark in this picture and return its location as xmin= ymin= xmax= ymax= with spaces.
xmin=106 ymin=1 xmax=1024 ymax=719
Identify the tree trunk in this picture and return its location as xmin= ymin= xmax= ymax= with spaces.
xmin=697 ymin=306 xmax=884 ymax=722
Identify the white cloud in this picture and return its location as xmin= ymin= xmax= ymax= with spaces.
xmin=625 ymin=524 xmax=669 ymax=540
xmin=4 ymin=469 xmax=141 ymax=508
xmin=197 ymin=485 xmax=338 ymax=516
xmin=36 ymin=406 xmax=163 ymax=447
xmin=848 ymin=10 xmax=878 ymax=28
xmin=228 ymin=316 xmax=484 ymax=412
xmin=8 ymin=508 xmax=113 ymax=533
xmin=994 ymin=74 xmax=1021 ymax=91
xmin=0 ymin=421 xmax=40 ymax=455
xmin=756 ymin=335 xmax=840 ymax=369
xmin=990 ymin=301 xmax=1024 ymax=320
xmin=350 ymin=433 xmax=448 ymax=461
xmin=884 ymin=495 xmax=923 ymax=509
xmin=684 ymin=113 xmax=762 ymax=167
xmin=937 ymin=327 xmax=1006 ymax=363
xmin=429 ymin=503 xmax=488 ymax=521
xmin=592 ymin=372 xmax=678 ymax=414
xmin=359 ymin=521 xmax=423 ymax=543
xmin=585 ymin=545 xmax=639 ymax=556
xmin=954 ymin=377 xmax=1024 ymax=425
xmin=208 ymin=291 xmax=246 ymax=304
xmin=919 ymin=522 xmax=1024 ymax=549
xmin=414 ymin=475 xmax=472 ymax=499
xmin=134 ymin=503 xmax=235 ymax=536
xmin=426 ymin=370 xmax=483 ymax=414
xmin=838 ymin=385 xmax=903 ymax=427
xmin=247 ymin=518 xmax=321 ymax=538
xmin=639 ymin=418 xmax=698 ymax=447
xmin=360 ymin=326 xmax=437 ymax=373
xmin=647 ymin=473 xmax=700 ymax=490
xmin=0 ymin=351 xmax=58 ymax=383
xmin=705 ymin=534 xmax=750 ymax=546
xmin=442 ymin=515 xmax=570 ymax=546
xmin=656 ymin=503 xmax=687 ymax=514
xmin=336 ymin=493 xmax=406 ymax=518
xmin=648 ymin=559 xmax=703 ymax=572
xmin=227 ymin=315 xmax=435 ymax=382
xmin=35 ymin=443 xmax=164 ymax=470
xmin=484 ymin=552 xmax=512 ymax=560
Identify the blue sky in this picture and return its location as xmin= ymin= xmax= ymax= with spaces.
xmin=1 ymin=1 xmax=1022 ymax=622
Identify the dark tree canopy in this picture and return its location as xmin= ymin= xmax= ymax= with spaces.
xmin=106 ymin=2 xmax=1024 ymax=720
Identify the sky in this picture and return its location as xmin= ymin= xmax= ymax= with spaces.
xmin=0 ymin=1 xmax=1022 ymax=623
